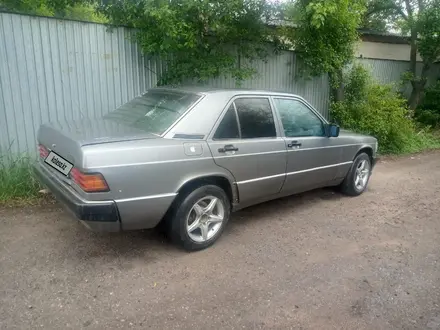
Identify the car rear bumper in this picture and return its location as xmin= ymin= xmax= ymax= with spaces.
xmin=33 ymin=163 xmax=121 ymax=232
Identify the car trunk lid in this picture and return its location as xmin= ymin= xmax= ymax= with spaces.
xmin=37 ymin=117 xmax=159 ymax=168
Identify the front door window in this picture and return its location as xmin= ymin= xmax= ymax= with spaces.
xmin=273 ymin=98 xmax=324 ymax=137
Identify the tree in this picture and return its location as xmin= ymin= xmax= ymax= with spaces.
xmin=100 ymin=0 xmax=285 ymax=85
xmin=283 ymin=0 xmax=366 ymax=102
xmin=361 ymin=16 xmax=389 ymax=32
xmin=0 ymin=0 xmax=107 ymax=23
xmin=0 ymin=0 xmax=54 ymax=15
xmin=361 ymin=0 xmax=394 ymax=31
xmin=414 ymin=2 xmax=440 ymax=108
xmin=364 ymin=0 xmax=440 ymax=109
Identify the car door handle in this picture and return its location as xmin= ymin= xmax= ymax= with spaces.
xmin=218 ymin=145 xmax=239 ymax=153
xmin=287 ymin=141 xmax=302 ymax=148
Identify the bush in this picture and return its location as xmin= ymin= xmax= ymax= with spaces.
xmin=416 ymin=81 xmax=440 ymax=127
xmin=419 ymin=81 xmax=440 ymax=111
xmin=331 ymin=64 xmax=440 ymax=154
xmin=415 ymin=109 xmax=440 ymax=128
xmin=64 ymin=3 xmax=108 ymax=24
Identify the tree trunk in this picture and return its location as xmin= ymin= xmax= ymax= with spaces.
xmin=331 ymin=83 xmax=344 ymax=102
xmin=329 ymin=70 xmax=344 ymax=102
xmin=408 ymin=63 xmax=430 ymax=110
xmin=408 ymin=81 xmax=425 ymax=110
xmin=407 ymin=27 xmax=420 ymax=110
xmin=409 ymin=29 xmax=418 ymax=76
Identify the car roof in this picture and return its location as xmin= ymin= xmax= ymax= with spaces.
xmin=151 ymin=86 xmax=302 ymax=98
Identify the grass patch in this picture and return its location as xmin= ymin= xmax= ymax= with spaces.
xmin=0 ymin=155 xmax=42 ymax=205
xmin=401 ymin=128 xmax=440 ymax=154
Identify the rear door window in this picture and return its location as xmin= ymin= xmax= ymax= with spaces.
xmin=234 ymin=98 xmax=276 ymax=139
xmin=214 ymin=105 xmax=240 ymax=139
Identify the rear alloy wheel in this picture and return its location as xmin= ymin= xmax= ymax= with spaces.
xmin=168 ymin=185 xmax=230 ymax=251
xmin=340 ymin=153 xmax=372 ymax=196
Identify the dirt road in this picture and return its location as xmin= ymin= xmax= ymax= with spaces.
xmin=1 ymin=152 xmax=440 ymax=329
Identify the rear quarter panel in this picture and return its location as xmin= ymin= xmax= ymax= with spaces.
xmin=81 ymin=139 xmax=234 ymax=230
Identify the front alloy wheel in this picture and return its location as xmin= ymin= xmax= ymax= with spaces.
xmin=354 ymin=159 xmax=370 ymax=191
xmin=340 ymin=153 xmax=372 ymax=196
xmin=186 ymin=196 xmax=225 ymax=243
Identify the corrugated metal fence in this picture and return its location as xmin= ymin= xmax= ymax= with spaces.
xmin=355 ymin=58 xmax=440 ymax=97
xmin=0 ymin=12 xmax=167 ymax=155
xmin=0 ymin=12 xmax=434 ymax=155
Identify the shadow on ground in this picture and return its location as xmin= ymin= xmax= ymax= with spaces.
xmin=51 ymin=187 xmax=345 ymax=261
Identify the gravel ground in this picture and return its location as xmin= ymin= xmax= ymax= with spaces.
xmin=1 ymin=152 xmax=440 ymax=330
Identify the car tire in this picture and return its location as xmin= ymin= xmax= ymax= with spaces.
xmin=340 ymin=153 xmax=372 ymax=196
xmin=167 ymin=185 xmax=231 ymax=251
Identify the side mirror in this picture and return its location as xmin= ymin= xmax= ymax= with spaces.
xmin=327 ymin=124 xmax=340 ymax=137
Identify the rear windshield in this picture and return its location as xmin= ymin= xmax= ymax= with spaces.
xmin=104 ymin=90 xmax=201 ymax=134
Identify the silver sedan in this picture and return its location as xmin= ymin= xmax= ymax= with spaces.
xmin=34 ymin=87 xmax=377 ymax=250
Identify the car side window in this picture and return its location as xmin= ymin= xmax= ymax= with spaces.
xmin=234 ymin=98 xmax=276 ymax=139
xmin=274 ymin=98 xmax=325 ymax=137
xmin=213 ymin=104 xmax=240 ymax=139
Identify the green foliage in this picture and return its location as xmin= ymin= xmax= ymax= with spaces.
xmin=363 ymin=0 xmax=440 ymax=109
xmin=361 ymin=15 xmax=389 ymax=32
xmin=0 ymin=0 xmax=54 ymax=15
xmin=45 ymin=0 xmax=93 ymax=13
xmin=0 ymin=155 xmax=41 ymax=204
xmin=284 ymin=0 xmax=366 ymax=77
xmin=361 ymin=0 xmax=403 ymax=32
xmin=331 ymin=64 xmax=440 ymax=154
xmin=418 ymin=2 xmax=440 ymax=65
xmin=419 ymin=81 xmax=440 ymax=111
xmin=415 ymin=109 xmax=440 ymax=128
xmin=100 ymin=0 xmax=284 ymax=85
xmin=0 ymin=0 xmax=107 ymax=23
xmin=64 ymin=3 xmax=107 ymax=23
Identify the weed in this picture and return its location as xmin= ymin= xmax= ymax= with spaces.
xmin=0 ymin=154 xmax=41 ymax=205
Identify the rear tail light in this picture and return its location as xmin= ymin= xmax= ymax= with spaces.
xmin=38 ymin=144 xmax=49 ymax=159
xmin=70 ymin=168 xmax=109 ymax=193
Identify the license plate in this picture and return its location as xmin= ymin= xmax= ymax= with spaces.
xmin=44 ymin=151 xmax=73 ymax=176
